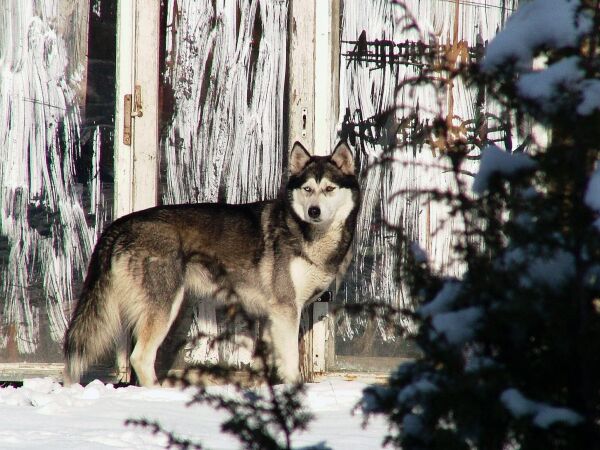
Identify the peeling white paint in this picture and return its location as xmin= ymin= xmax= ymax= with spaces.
xmin=162 ymin=0 xmax=288 ymax=364
xmin=163 ymin=0 xmax=287 ymax=205
xmin=0 ymin=1 xmax=106 ymax=356
xmin=338 ymin=0 xmax=518 ymax=342
xmin=0 ymin=0 xmax=519 ymax=364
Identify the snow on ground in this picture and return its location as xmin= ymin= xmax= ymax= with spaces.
xmin=0 ymin=377 xmax=389 ymax=450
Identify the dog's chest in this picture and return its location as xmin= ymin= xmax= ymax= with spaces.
xmin=289 ymin=257 xmax=332 ymax=305
xmin=289 ymin=230 xmax=345 ymax=304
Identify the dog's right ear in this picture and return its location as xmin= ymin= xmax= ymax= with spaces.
xmin=289 ymin=141 xmax=312 ymax=175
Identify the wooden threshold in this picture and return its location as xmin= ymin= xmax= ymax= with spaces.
xmin=0 ymin=358 xmax=412 ymax=385
xmin=0 ymin=363 xmax=65 ymax=382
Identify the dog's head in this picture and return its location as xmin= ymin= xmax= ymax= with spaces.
xmin=287 ymin=141 xmax=360 ymax=227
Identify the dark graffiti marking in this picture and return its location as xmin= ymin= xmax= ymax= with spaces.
xmin=341 ymin=106 xmax=516 ymax=157
xmin=342 ymin=30 xmax=486 ymax=72
xmin=340 ymin=31 xmax=524 ymax=156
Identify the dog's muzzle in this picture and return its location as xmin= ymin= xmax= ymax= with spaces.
xmin=308 ymin=206 xmax=321 ymax=220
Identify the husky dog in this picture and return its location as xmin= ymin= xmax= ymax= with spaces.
xmin=64 ymin=141 xmax=360 ymax=387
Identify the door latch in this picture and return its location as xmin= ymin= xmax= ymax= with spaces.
xmin=123 ymin=85 xmax=144 ymax=146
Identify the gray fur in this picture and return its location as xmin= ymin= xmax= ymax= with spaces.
xmin=64 ymin=141 xmax=360 ymax=386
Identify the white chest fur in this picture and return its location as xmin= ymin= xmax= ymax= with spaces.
xmin=289 ymin=256 xmax=332 ymax=306
xmin=289 ymin=225 xmax=346 ymax=306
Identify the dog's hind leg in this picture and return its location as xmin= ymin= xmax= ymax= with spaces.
xmin=129 ymin=286 xmax=185 ymax=387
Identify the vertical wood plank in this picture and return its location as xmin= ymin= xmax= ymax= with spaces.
xmin=112 ymin=0 xmax=160 ymax=382
xmin=315 ymin=0 xmax=341 ymax=368
xmin=287 ymin=0 xmax=315 ymax=152
xmin=330 ymin=0 xmax=341 ymax=136
xmin=312 ymin=302 xmax=329 ymax=374
xmin=111 ymin=0 xmax=137 ymax=382
xmin=288 ymin=0 xmax=316 ymax=381
xmin=132 ymin=0 xmax=160 ymax=211
xmin=289 ymin=0 xmax=341 ymax=380
xmin=313 ymin=0 xmax=341 ymax=375
xmin=314 ymin=0 xmax=340 ymax=155
xmin=114 ymin=0 xmax=135 ymax=219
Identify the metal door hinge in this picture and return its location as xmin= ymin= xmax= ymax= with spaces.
xmin=123 ymin=85 xmax=144 ymax=146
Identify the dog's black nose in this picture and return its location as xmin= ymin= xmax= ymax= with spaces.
xmin=308 ymin=206 xmax=321 ymax=219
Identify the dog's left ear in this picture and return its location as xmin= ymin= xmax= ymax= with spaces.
xmin=289 ymin=141 xmax=312 ymax=175
xmin=330 ymin=142 xmax=355 ymax=175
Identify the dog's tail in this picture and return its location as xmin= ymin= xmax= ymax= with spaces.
xmin=63 ymin=240 xmax=120 ymax=386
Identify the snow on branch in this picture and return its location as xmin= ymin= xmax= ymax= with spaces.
xmin=482 ymin=0 xmax=591 ymax=71
xmin=482 ymin=0 xmax=600 ymax=117
xmin=501 ymin=388 xmax=583 ymax=429
xmin=472 ymin=145 xmax=536 ymax=195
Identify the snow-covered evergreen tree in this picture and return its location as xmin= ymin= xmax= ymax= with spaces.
xmin=362 ymin=1 xmax=600 ymax=448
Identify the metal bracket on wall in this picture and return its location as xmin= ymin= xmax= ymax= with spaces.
xmin=122 ymin=85 xmax=143 ymax=146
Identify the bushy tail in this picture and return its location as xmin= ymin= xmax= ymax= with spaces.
xmin=63 ymin=245 xmax=120 ymax=385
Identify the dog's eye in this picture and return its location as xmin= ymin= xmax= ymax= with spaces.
xmin=325 ymin=186 xmax=336 ymax=192
xmin=303 ymin=186 xmax=312 ymax=193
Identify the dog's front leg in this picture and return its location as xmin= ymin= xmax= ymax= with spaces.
xmin=265 ymin=307 xmax=301 ymax=383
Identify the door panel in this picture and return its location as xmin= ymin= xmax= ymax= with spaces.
xmin=333 ymin=0 xmax=518 ymax=369
xmin=159 ymin=0 xmax=289 ymax=367
xmin=0 ymin=1 xmax=116 ymax=372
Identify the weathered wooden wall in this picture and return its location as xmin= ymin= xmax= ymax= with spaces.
xmin=160 ymin=0 xmax=289 ymax=368
xmin=334 ymin=0 xmax=519 ymax=363
xmin=0 ymin=0 xmax=524 ymax=378
xmin=0 ymin=0 xmax=112 ymax=371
